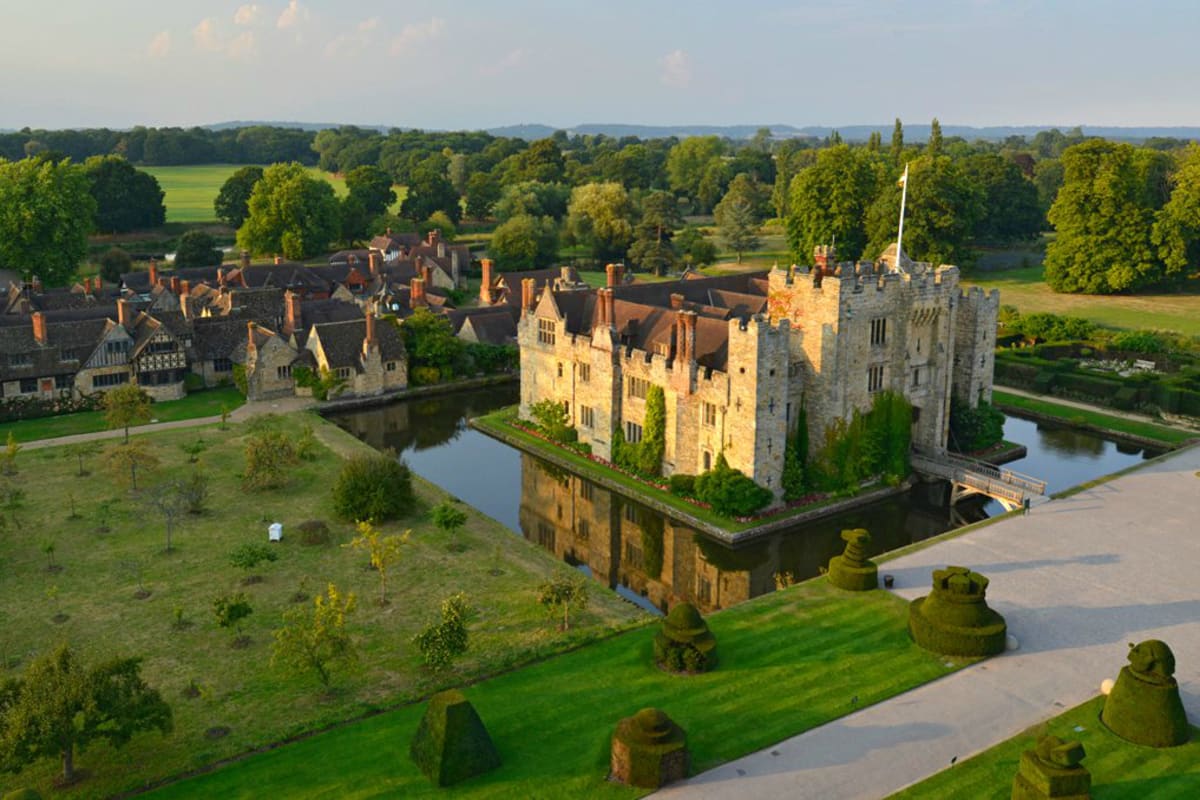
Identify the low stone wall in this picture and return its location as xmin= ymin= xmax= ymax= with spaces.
xmin=317 ymin=373 xmax=517 ymax=414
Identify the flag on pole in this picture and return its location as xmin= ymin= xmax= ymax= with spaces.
xmin=897 ymin=164 xmax=909 ymax=188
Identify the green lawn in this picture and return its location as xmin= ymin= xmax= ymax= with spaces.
xmin=0 ymin=387 xmax=246 ymax=445
xmin=151 ymin=579 xmax=967 ymax=799
xmin=890 ymin=697 xmax=1200 ymax=799
xmin=0 ymin=414 xmax=642 ymax=799
xmin=142 ymin=165 xmax=403 ymax=224
xmin=992 ymin=389 xmax=1196 ymax=446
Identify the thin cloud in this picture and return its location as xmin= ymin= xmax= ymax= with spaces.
xmin=277 ymin=0 xmax=308 ymax=29
xmin=390 ymin=17 xmax=445 ymax=55
xmin=234 ymin=4 xmax=261 ymax=26
xmin=193 ymin=18 xmax=221 ymax=52
xmin=480 ymin=47 xmax=528 ymax=77
xmin=226 ymin=31 xmax=257 ymax=59
xmin=659 ymin=49 xmax=692 ymax=88
xmin=146 ymin=31 xmax=171 ymax=59
xmin=324 ymin=18 xmax=379 ymax=60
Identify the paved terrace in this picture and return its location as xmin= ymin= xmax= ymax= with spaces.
xmin=660 ymin=443 xmax=1200 ymax=800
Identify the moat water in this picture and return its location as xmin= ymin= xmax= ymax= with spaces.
xmin=328 ymin=385 xmax=1163 ymax=615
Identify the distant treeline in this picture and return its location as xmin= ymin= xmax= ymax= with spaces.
xmin=0 ymin=126 xmax=318 ymax=166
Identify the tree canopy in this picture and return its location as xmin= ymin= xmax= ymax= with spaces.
xmin=488 ymin=214 xmax=559 ymax=269
xmin=626 ymin=191 xmax=683 ymax=275
xmin=0 ymin=157 xmax=96 ymax=285
xmin=714 ymin=174 xmax=767 ymax=262
xmin=237 ymin=162 xmax=340 ymax=260
xmin=173 ymin=230 xmax=223 ymax=268
xmin=344 ymin=165 xmax=396 ymax=218
xmin=566 ymin=182 xmax=634 ymax=260
xmin=83 ymin=155 xmax=165 ymax=233
xmin=214 ymin=165 xmax=264 ymax=228
xmin=785 ymin=144 xmax=883 ymax=262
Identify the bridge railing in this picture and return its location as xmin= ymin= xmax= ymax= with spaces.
xmin=910 ymin=449 xmax=1047 ymax=501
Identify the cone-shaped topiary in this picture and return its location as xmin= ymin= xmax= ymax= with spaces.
xmin=1101 ymin=640 xmax=1190 ymax=747
xmin=1011 ymin=734 xmax=1090 ymax=799
xmin=653 ymin=602 xmax=717 ymax=673
xmin=610 ymin=708 xmax=689 ymax=789
xmin=410 ymin=689 xmax=501 ymax=786
xmin=908 ymin=566 xmax=1006 ymax=657
xmin=827 ymin=528 xmax=878 ymax=591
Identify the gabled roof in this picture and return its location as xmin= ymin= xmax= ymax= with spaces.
xmin=311 ymin=318 xmax=405 ymax=369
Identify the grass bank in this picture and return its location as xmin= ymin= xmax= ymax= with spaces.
xmin=0 ymin=413 xmax=642 ymax=799
xmin=889 ymin=696 xmax=1200 ymax=799
xmin=0 ymin=386 xmax=246 ymax=444
xmin=992 ymin=389 xmax=1195 ymax=447
xmin=151 ymin=579 xmax=969 ymax=799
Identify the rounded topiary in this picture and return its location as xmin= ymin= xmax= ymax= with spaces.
xmin=610 ymin=708 xmax=688 ymax=789
xmin=410 ymin=689 xmax=501 ymax=787
xmin=1011 ymin=734 xmax=1090 ymax=800
xmin=1101 ymin=640 xmax=1190 ymax=747
xmin=827 ymin=528 xmax=878 ymax=591
xmin=908 ymin=566 xmax=1006 ymax=657
xmin=654 ymin=603 xmax=716 ymax=673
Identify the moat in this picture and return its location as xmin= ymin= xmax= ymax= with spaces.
xmin=329 ymin=384 xmax=1162 ymax=615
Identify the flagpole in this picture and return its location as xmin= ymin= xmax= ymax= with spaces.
xmin=895 ymin=162 xmax=909 ymax=272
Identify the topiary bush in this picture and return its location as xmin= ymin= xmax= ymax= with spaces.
xmin=610 ymin=708 xmax=688 ymax=789
xmin=653 ymin=602 xmax=717 ymax=673
xmin=1101 ymin=640 xmax=1190 ymax=747
xmin=667 ymin=474 xmax=695 ymax=497
xmin=908 ymin=566 xmax=1007 ymax=657
xmin=331 ymin=455 xmax=414 ymax=522
xmin=826 ymin=528 xmax=878 ymax=591
xmin=1011 ymin=735 xmax=1090 ymax=800
xmin=694 ymin=454 xmax=772 ymax=517
xmin=410 ymin=689 xmax=501 ymax=787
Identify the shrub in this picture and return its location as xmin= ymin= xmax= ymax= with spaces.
xmin=229 ymin=542 xmax=279 ymax=573
xmin=410 ymin=366 xmax=441 ymax=386
xmin=694 ymin=454 xmax=773 ymax=517
xmin=637 ymin=385 xmax=666 ymax=477
xmin=1111 ymin=330 xmax=1167 ymax=355
xmin=409 ymin=689 xmax=501 ymax=787
xmin=654 ymin=602 xmax=717 ymax=673
xmin=908 ymin=566 xmax=1006 ymax=657
xmin=242 ymin=429 xmax=297 ymax=491
xmin=297 ymin=520 xmax=331 ymax=546
xmin=528 ymin=399 xmax=578 ymax=443
xmin=331 ymin=455 xmax=414 ymax=522
xmin=413 ymin=593 xmax=473 ymax=671
xmin=667 ymin=474 xmax=695 ymax=497
xmin=179 ymin=469 xmax=209 ymax=514
xmin=948 ymin=397 xmax=1005 ymax=453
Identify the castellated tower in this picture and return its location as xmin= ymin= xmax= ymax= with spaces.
xmin=952 ymin=286 xmax=1000 ymax=408
xmin=724 ymin=314 xmax=790 ymax=499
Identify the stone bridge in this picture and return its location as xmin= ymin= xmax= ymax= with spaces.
xmin=911 ymin=448 xmax=1048 ymax=512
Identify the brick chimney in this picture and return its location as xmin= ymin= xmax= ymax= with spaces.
xmin=84 ymin=277 xmax=93 ymax=294
xmin=615 ymin=263 xmax=625 ymax=286
xmin=94 ymin=276 xmax=102 ymax=292
xmin=117 ymin=298 xmax=133 ymax=328
xmin=274 ymin=255 xmax=283 ymax=265
xmin=670 ymin=292 xmax=685 ymax=310
xmin=606 ymin=263 xmax=617 ymax=288
xmin=246 ymin=321 xmax=258 ymax=355
xmin=217 ymin=268 xmax=227 ymax=287
xmin=148 ymin=259 xmax=158 ymax=287
xmin=427 ymin=229 xmax=440 ymax=247
xmin=170 ymin=276 xmax=181 ymax=295
xmin=596 ymin=288 xmax=609 ymax=327
xmin=31 ymin=276 xmax=42 ymax=293
xmin=31 ymin=311 xmax=47 ymax=345
xmin=368 ymin=250 xmax=381 ymax=277
xmin=363 ymin=305 xmax=377 ymax=356
xmin=421 ymin=262 xmax=433 ymax=287
xmin=411 ymin=276 xmax=426 ymax=307
xmin=179 ymin=280 xmax=192 ymax=318
xmin=813 ymin=244 xmax=836 ymax=274
xmin=180 ymin=279 xmax=190 ymax=295
xmin=480 ymin=258 xmax=494 ymax=304
xmin=682 ymin=311 xmax=697 ymax=364
xmin=283 ymin=290 xmax=302 ymax=334
xmin=240 ymin=250 xmax=251 ymax=270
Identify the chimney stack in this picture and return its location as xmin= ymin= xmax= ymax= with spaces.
xmin=148 ymin=260 xmax=158 ymax=287
xmin=84 ymin=277 xmax=92 ymax=294
xmin=670 ymin=292 xmax=685 ymax=310
xmin=31 ymin=311 xmax=47 ymax=345
xmin=615 ymin=263 xmax=625 ymax=286
xmin=480 ymin=258 xmax=494 ymax=304
xmin=217 ymin=268 xmax=227 ymax=287
xmin=284 ymin=290 xmax=302 ymax=335
xmin=274 ymin=255 xmax=283 ymax=265
xmin=170 ymin=276 xmax=181 ymax=295
xmin=94 ymin=276 xmax=102 ymax=292
xmin=684 ymin=311 xmax=697 ymax=364
xmin=117 ymin=298 xmax=133 ymax=328
xmin=239 ymin=250 xmax=249 ymax=270
xmin=363 ymin=305 xmax=377 ymax=355
xmin=606 ymin=263 xmax=617 ymax=288
xmin=596 ymin=288 xmax=609 ymax=327
xmin=368 ymin=250 xmax=381 ymax=277
xmin=520 ymin=278 xmax=536 ymax=317
xmin=411 ymin=276 xmax=426 ymax=306
xmin=427 ymin=229 xmax=439 ymax=246
xmin=421 ymin=262 xmax=433 ymax=287
xmin=179 ymin=281 xmax=192 ymax=318
xmin=813 ymin=244 xmax=836 ymax=274
xmin=246 ymin=321 xmax=258 ymax=355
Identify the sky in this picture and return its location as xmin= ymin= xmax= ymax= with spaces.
xmin=1 ymin=0 xmax=1198 ymax=131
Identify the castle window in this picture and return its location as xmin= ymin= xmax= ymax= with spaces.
xmin=624 ymin=504 xmax=639 ymax=524
xmin=277 ymin=365 xmax=292 ymax=380
xmin=703 ymin=451 xmax=712 ymax=471
xmin=577 ymin=518 xmax=590 ymax=539
xmin=580 ymin=481 xmax=594 ymax=502
xmin=702 ymin=402 xmax=717 ymax=428
xmin=868 ymin=365 xmax=884 ymax=392
xmin=625 ymin=420 xmax=643 ymax=444
xmin=537 ymin=318 xmax=556 ymax=345
xmin=557 ymin=362 xmax=563 ymax=378
xmin=580 ymin=405 xmax=595 ymax=428
xmin=579 ymin=363 xmax=590 ymax=382
xmin=8 ymin=353 xmax=31 ymax=367
xmin=386 ymin=361 xmax=397 ymax=372
xmin=912 ymin=368 xmax=920 ymax=387
xmin=870 ymin=317 xmax=888 ymax=346
xmin=623 ymin=539 xmax=644 ymax=570
xmin=697 ymin=576 xmax=712 ymax=605
xmin=627 ymin=376 xmax=649 ymax=399
xmin=148 ymin=339 xmax=175 ymax=354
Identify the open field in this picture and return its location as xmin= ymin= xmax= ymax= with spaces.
xmin=0 ymin=414 xmax=643 ymax=798
xmin=889 ymin=697 xmax=1200 ymax=799
xmin=991 ymin=389 xmax=1196 ymax=446
xmin=0 ymin=386 xmax=245 ymax=444
xmin=151 ymin=579 xmax=967 ymax=799
xmin=142 ymin=165 xmax=404 ymax=224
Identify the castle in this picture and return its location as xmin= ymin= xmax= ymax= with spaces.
xmin=517 ymin=246 xmax=999 ymax=501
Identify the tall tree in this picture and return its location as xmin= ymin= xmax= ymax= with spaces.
xmin=565 ymin=182 xmax=635 ymax=260
xmin=464 ymin=171 xmax=500 ymax=220
xmin=0 ymin=645 xmax=172 ymax=784
xmin=864 ymin=155 xmax=983 ymax=266
xmin=714 ymin=174 xmax=766 ymax=262
xmin=213 ymin=165 xmax=263 ymax=228
xmin=0 ymin=157 xmax=96 ymax=285
xmin=99 ymin=247 xmax=132 ymax=283
xmin=494 ymin=181 xmax=571 ymax=223
xmin=626 ymin=191 xmax=683 ymax=275
xmin=488 ymin=214 xmax=559 ymax=269
xmin=400 ymin=163 xmax=462 ymax=224
xmin=83 ymin=156 xmax=166 ymax=233
xmin=344 ymin=165 xmax=396 ymax=218
xmin=785 ymin=145 xmax=883 ymax=262
xmin=173 ymin=230 xmax=222 ymax=268
xmin=960 ymin=153 xmax=1042 ymax=243
xmin=927 ymin=118 xmax=944 ymax=156
xmin=1045 ymin=140 xmax=1172 ymax=293
xmin=1153 ymin=144 xmax=1200 ymax=280
xmin=890 ymin=118 xmax=905 ymax=164
xmin=237 ymin=162 xmax=340 ymax=259
xmin=665 ymin=136 xmax=725 ymax=206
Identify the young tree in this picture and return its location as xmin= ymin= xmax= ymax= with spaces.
xmin=173 ymin=230 xmax=222 ymax=268
xmin=345 ymin=521 xmax=409 ymax=606
xmin=431 ymin=500 xmax=468 ymax=551
xmin=212 ymin=593 xmax=253 ymax=646
xmin=626 ymin=191 xmax=683 ymax=276
xmin=566 ymin=182 xmax=635 ymax=260
xmin=401 ymin=307 xmax=466 ymax=381
xmin=638 ymin=385 xmax=666 ymax=476
xmin=237 ymin=162 xmax=340 ymax=260
xmin=145 ymin=479 xmax=186 ymax=553
xmin=83 ymin=155 xmax=166 ymax=233
xmin=675 ymin=226 xmax=717 ymax=268
xmin=103 ymin=384 xmax=151 ymax=443
xmin=214 ymin=165 xmax=264 ymax=228
xmin=242 ymin=429 xmax=297 ymax=491
xmin=67 ymin=441 xmax=102 ymax=477
xmin=537 ymin=575 xmax=589 ymax=631
xmin=413 ymin=592 xmax=473 ymax=671
xmin=890 ymin=118 xmax=905 ymax=164
xmin=0 ymin=157 xmax=96 ymax=285
xmin=272 ymin=583 xmax=358 ymax=689
xmin=0 ymin=644 xmax=172 ymax=785
xmin=105 ymin=440 xmax=159 ymax=491
xmin=714 ymin=175 xmax=764 ymax=262
xmin=1 ymin=432 xmax=20 ymax=476
xmin=229 ymin=542 xmax=279 ymax=583
xmin=98 ymin=246 xmax=132 ymax=283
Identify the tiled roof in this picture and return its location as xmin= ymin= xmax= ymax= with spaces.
xmin=312 ymin=318 xmax=405 ymax=370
